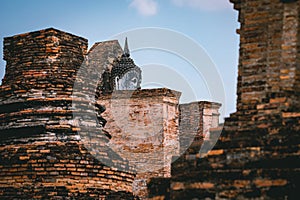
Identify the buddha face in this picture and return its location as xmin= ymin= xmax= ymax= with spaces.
xmin=115 ymin=70 xmax=141 ymax=90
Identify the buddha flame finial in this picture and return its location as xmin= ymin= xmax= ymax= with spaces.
xmin=123 ymin=37 xmax=130 ymax=57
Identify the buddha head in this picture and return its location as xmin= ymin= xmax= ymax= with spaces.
xmin=111 ymin=38 xmax=142 ymax=91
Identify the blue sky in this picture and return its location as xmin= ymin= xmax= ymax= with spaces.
xmin=0 ymin=0 xmax=239 ymax=119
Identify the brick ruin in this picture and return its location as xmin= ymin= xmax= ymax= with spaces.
xmin=148 ymin=0 xmax=300 ymax=199
xmin=0 ymin=28 xmax=137 ymax=199
xmin=0 ymin=0 xmax=299 ymax=199
xmin=0 ymin=28 xmax=221 ymax=199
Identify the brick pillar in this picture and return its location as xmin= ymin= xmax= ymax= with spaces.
xmin=179 ymin=101 xmax=221 ymax=155
xmin=224 ymin=0 xmax=300 ymax=135
xmin=178 ymin=1 xmax=300 ymax=199
xmin=99 ymin=88 xmax=181 ymax=199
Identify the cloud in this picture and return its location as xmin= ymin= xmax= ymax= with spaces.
xmin=130 ymin=0 xmax=158 ymax=16
xmin=171 ymin=0 xmax=232 ymax=11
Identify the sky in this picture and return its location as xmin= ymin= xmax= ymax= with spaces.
xmin=0 ymin=0 xmax=239 ymax=120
